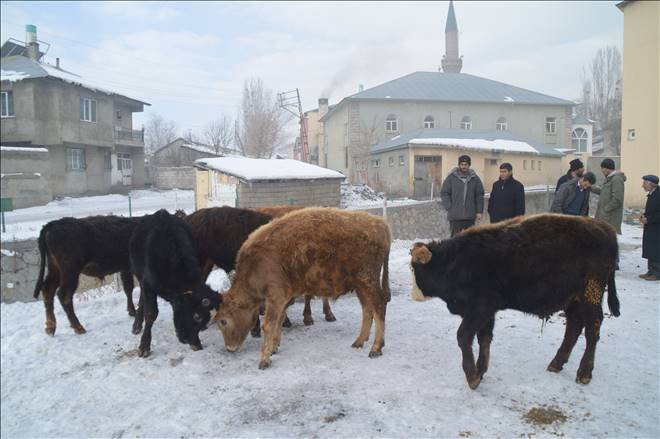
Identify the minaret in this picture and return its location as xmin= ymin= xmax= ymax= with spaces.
xmin=441 ymin=0 xmax=463 ymax=73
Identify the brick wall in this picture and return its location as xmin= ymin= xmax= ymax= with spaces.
xmin=237 ymin=180 xmax=342 ymax=208
xmin=152 ymin=166 xmax=195 ymax=190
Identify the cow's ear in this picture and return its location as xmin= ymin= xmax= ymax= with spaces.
xmin=411 ymin=245 xmax=432 ymax=264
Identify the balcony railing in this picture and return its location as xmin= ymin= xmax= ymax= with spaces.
xmin=114 ymin=127 xmax=144 ymax=143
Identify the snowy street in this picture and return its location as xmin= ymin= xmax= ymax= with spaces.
xmin=1 ymin=224 xmax=658 ymax=438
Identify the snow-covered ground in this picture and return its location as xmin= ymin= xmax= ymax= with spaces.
xmin=0 ymin=189 xmax=194 ymax=242
xmin=341 ymin=184 xmax=418 ymax=209
xmin=1 ymin=224 xmax=658 ymax=438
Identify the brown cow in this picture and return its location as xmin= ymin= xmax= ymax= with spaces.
xmin=215 ymin=207 xmax=391 ymax=369
xmin=254 ymin=205 xmax=336 ymax=327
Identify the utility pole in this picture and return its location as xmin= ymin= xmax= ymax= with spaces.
xmin=277 ymin=88 xmax=309 ymax=162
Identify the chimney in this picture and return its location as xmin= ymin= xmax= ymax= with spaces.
xmin=318 ymin=98 xmax=329 ymax=118
xmin=318 ymin=98 xmax=329 ymax=168
xmin=25 ymin=24 xmax=40 ymax=61
xmin=56 ymin=58 xmax=60 ymax=69
xmin=358 ymin=84 xmax=364 ymax=92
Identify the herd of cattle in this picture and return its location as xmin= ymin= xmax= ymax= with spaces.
xmin=33 ymin=205 xmax=620 ymax=389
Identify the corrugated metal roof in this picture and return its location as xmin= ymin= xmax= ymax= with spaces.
xmin=572 ymin=114 xmax=595 ymax=125
xmin=370 ymin=128 xmax=565 ymax=157
xmin=349 ymin=71 xmax=574 ymax=106
xmin=0 ymin=55 xmax=150 ymax=105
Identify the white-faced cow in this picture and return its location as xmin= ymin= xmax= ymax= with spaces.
xmin=410 ymin=214 xmax=620 ymax=389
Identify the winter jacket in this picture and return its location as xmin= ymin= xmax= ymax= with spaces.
xmin=440 ymin=168 xmax=485 ymax=221
xmin=593 ymin=171 xmax=626 ymax=234
xmin=550 ymin=177 xmax=591 ymax=216
xmin=555 ymin=172 xmax=573 ymax=192
xmin=643 ymin=188 xmax=660 ymax=262
xmin=487 ymin=176 xmax=525 ymax=223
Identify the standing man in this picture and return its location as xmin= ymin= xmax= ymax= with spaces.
xmin=555 ymin=158 xmax=585 ymax=192
xmin=593 ymin=159 xmax=626 ymax=234
xmin=440 ymin=154 xmax=485 ymax=237
xmin=640 ymin=175 xmax=660 ymax=281
xmin=487 ymin=162 xmax=525 ymax=223
xmin=550 ymin=172 xmax=596 ymax=216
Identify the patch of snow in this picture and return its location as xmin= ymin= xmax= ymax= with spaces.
xmin=0 ymin=173 xmax=24 ymax=178
xmin=0 ymin=146 xmax=49 ymax=153
xmin=196 ymin=157 xmax=345 ymax=181
xmin=0 ymin=69 xmax=30 ymax=82
xmin=1 ymin=249 xmax=16 ymax=257
xmin=409 ymin=137 xmax=539 ymax=155
xmin=340 ymin=184 xmax=418 ymax=209
xmin=5 ymin=282 xmax=14 ymax=288
xmin=504 ymin=96 xmax=515 ymax=102
xmin=33 ymin=173 xmax=41 ymax=177
xmin=0 ymin=225 xmax=657 ymax=437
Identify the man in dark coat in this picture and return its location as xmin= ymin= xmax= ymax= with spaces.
xmin=487 ymin=162 xmax=525 ymax=223
xmin=640 ymin=175 xmax=660 ymax=281
xmin=555 ymin=158 xmax=585 ymax=192
xmin=550 ymin=172 xmax=596 ymax=216
xmin=440 ymin=154 xmax=485 ymax=236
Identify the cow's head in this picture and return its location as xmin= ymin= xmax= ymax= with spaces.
xmin=215 ymin=289 xmax=259 ymax=353
xmin=172 ymin=285 xmax=223 ymax=349
xmin=409 ymin=242 xmax=434 ymax=301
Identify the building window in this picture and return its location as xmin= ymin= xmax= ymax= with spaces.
xmin=523 ymin=160 xmax=527 ymax=170
xmin=66 ymin=148 xmax=86 ymax=171
xmin=104 ymin=151 xmax=112 ymax=170
xmin=572 ymin=128 xmax=588 ymax=153
xmin=496 ymin=116 xmax=508 ymax=131
xmin=372 ymin=159 xmax=381 ymax=168
xmin=116 ymin=110 xmax=122 ymax=120
xmin=117 ymin=152 xmax=132 ymax=170
xmin=423 ymin=115 xmax=435 ymax=129
xmin=460 ymin=116 xmax=472 ymax=130
xmin=385 ymin=114 xmax=398 ymax=132
xmin=389 ymin=156 xmax=394 ymax=167
xmin=545 ymin=117 xmax=556 ymax=134
xmin=531 ymin=160 xmax=535 ymax=170
xmin=538 ymin=160 xmax=542 ymax=171
xmin=399 ymin=155 xmax=405 ymax=166
xmin=80 ymin=97 xmax=97 ymax=122
xmin=1 ymin=91 xmax=15 ymax=117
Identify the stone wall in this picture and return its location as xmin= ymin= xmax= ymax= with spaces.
xmin=237 ymin=179 xmax=342 ymax=208
xmin=152 ymin=166 xmax=195 ymax=190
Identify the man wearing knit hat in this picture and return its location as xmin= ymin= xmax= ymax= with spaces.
xmin=593 ymin=158 xmax=626 ymax=234
xmin=640 ymin=174 xmax=660 ymax=281
xmin=555 ymin=158 xmax=585 ymax=192
xmin=440 ymin=154 xmax=485 ymax=236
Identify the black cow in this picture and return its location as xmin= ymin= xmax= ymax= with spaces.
xmin=410 ymin=214 xmax=620 ymax=389
xmin=33 ymin=215 xmax=142 ymax=335
xmin=129 ymin=209 xmax=222 ymax=357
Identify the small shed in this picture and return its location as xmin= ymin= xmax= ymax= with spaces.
xmin=193 ymin=157 xmax=345 ymax=209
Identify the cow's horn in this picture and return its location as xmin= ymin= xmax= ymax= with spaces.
xmin=411 ymin=246 xmax=432 ymax=264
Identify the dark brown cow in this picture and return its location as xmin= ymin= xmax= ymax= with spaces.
xmin=215 ymin=208 xmax=391 ymax=369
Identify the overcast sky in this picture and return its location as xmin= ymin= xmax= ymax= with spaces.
xmin=1 ymin=1 xmax=623 ymax=138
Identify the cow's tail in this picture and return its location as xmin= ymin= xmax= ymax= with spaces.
xmin=607 ymin=271 xmax=620 ymax=317
xmin=33 ymin=228 xmax=47 ymax=299
xmin=381 ymin=243 xmax=391 ymax=303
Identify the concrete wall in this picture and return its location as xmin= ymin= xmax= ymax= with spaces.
xmin=153 ymin=166 xmax=195 ymax=190
xmin=237 ymin=180 xmax=342 ymax=208
xmin=0 ymin=148 xmax=53 ymax=208
xmin=619 ymin=0 xmax=660 ymax=207
xmin=324 ymin=98 xmax=573 ymax=182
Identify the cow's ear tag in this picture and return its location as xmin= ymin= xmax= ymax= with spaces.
xmin=183 ymin=290 xmax=193 ymax=295
xmin=411 ymin=246 xmax=432 ymax=264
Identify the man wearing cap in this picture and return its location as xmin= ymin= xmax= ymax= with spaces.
xmin=640 ymin=175 xmax=660 ymax=281
xmin=593 ymin=158 xmax=626 ymax=234
xmin=550 ymin=172 xmax=597 ymax=216
xmin=487 ymin=162 xmax=525 ymax=223
xmin=555 ymin=159 xmax=585 ymax=192
xmin=440 ymin=154 xmax=485 ymax=236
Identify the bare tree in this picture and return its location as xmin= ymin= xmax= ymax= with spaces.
xmin=144 ymin=113 xmax=178 ymax=155
xmin=236 ymin=77 xmax=291 ymax=158
xmin=578 ymin=46 xmax=622 ymax=152
xmin=203 ymin=116 xmax=234 ymax=154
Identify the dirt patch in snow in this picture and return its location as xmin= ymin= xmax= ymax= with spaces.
xmin=523 ymin=406 xmax=568 ymax=426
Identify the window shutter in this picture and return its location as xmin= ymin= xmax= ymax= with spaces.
xmin=7 ymin=91 xmax=14 ymax=116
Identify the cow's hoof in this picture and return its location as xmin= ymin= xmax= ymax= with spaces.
xmin=45 ymin=327 xmax=56 ymax=336
xmin=325 ymin=314 xmax=336 ymax=322
xmin=351 ymin=341 xmax=364 ymax=349
xmin=73 ymin=326 xmax=87 ymax=335
xmin=128 ymin=310 xmax=136 ymax=317
xmin=138 ymin=348 xmax=151 ymax=358
xmin=282 ymin=317 xmax=292 ymax=328
xmin=132 ymin=325 xmax=142 ymax=335
xmin=258 ymin=359 xmax=271 ymax=370
xmin=250 ymin=329 xmax=261 ymax=338
xmin=190 ymin=344 xmax=203 ymax=352
xmin=547 ymin=363 xmax=563 ymax=373
xmin=467 ymin=376 xmax=482 ymax=390
xmin=576 ymin=374 xmax=592 ymax=385
xmin=303 ymin=318 xmax=314 ymax=326
xmin=368 ymin=350 xmax=382 ymax=358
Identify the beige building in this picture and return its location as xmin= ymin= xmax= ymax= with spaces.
xmin=617 ymin=0 xmax=660 ymax=207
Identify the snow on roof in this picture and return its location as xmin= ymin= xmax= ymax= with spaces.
xmin=0 ymin=69 xmax=30 ymax=82
xmin=408 ymin=137 xmax=538 ymax=154
xmin=181 ymin=143 xmax=223 ymax=156
xmin=1 ymin=146 xmax=49 ymax=153
xmin=195 ymin=157 xmax=345 ymax=182
xmin=555 ymin=147 xmax=576 ymax=154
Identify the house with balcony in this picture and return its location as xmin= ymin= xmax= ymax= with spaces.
xmin=0 ymin=25 xmax=149 ymax=204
